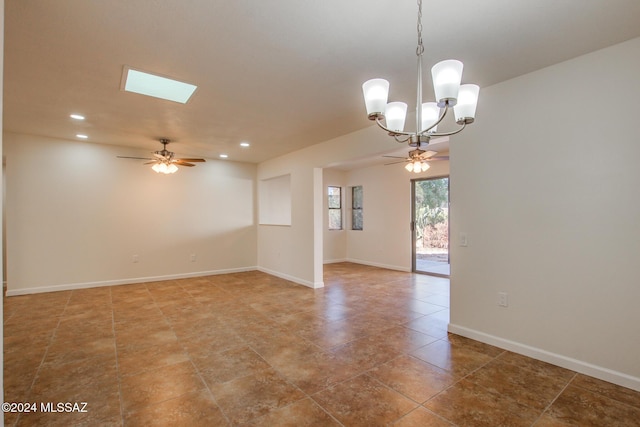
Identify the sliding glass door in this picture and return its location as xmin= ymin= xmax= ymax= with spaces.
xmin=412 ymin=177 xmax=450 ymax=276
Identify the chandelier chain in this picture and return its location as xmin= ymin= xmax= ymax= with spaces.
xmin=416 ymin=0 xmax=424 ymax=56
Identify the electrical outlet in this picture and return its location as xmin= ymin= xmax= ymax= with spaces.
xmin=132 ymin=254 xmax=139 ymax=263
xmin=498 ymin=292 xmax=508 ymax=307
xmin=460 ymin=232 xmax=468 ymax=247
xmin=190 ymin=253 xmax=197 ymax=262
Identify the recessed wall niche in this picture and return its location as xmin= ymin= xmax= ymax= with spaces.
xmin=258 ymin=174 xmax=291 ymax=226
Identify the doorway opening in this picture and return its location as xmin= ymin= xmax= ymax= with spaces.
xmin=412 ymin=176 xmax=450 ymax=277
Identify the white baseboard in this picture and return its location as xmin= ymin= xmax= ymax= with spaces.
xmin=323 ymin=258 xmax=348 ymax=264
xmin=448 ymin=323 xmax=640 ymax=392
xmin=5 ymin=266 xmax=258 ymax=296
xmin=256 ymin=267 xmax=324 ymax=289
xmin=346 ymin=258 xmax=411 ymax=272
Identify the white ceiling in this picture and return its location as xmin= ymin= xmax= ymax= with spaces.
xmin=5 ymin=1 xmax=640 ymax=163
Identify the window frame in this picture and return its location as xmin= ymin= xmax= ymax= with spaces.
xmin=327 ymin=186 xmax=343 ymax=230
xmin=351 ymin=185 xmax=363 ymax=231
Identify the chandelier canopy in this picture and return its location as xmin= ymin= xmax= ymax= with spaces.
xmin=362 ymin=0 xmax=479 ymax=150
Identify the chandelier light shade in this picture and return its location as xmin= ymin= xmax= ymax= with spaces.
xmin=431 ymin=60 xmax=464 ymax=107
xmin=454 ymin=84 xmax=480 ymax=124
xmin=385 ymin=102 xmax=408 ymax=132
xmin=362 ymin=78 xmax=390 ymax=117
xmin=421 ymin=102 xmax=440 ymax=132
xmin=362 ymin=0 xmax=479 ymax=152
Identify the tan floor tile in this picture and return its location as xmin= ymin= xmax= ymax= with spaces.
xmin=4 ymin=315 xmax=61 ymax=334
xmin=26 ymin=358 xmax=122 ymax=427
xmin=123 ymin=389 xmax=229 ymax=426
xmin=532 ymin=414 xmax=574 ymax=426
xmin=369 ymin=325 xmax=439 ymax=353
xmin=3 ymin=350 xmax=44 ymax=401
xmin=410 ymin=339 xmax=494 ymax=377
xmin=241 ymin=398 xmax=340 ymax=427
xmin=115 ymin=326 xmax=178 ymax=351
xmin=424 ymin=378 xmax=540 ymax=426
xmin=179 ymin=328 xmax=246 ymax=358
xmin=117 ymin=341 xmax=190 ymax=377
xmin=112 ymin=305 xmax=164 ymax=323
xmin=4 ymin=329 xmax=53 ymax=357
xmin=269 ymin=309 xmax=330 ymax=334
xmin=32 ymin=356 xmax=118 ymax=400
xmin=497 ymin=351 xmax=575 ymax=381
xmin=242 ymin=329 xmax=320 ymax=360
xmin=296 ymin=318 xmax=365 ymax=348
xmin=469 ymin=357 xmax=571 ymax=410
xmin=393 ymin=407 xmax=455 ymax=426
xmin=369 ymin=355 xmax=457 ymax=403
xmin=545 ymin=385 xmax=640 ymax=427
xmin=193 ymin=345 xmax=272 ymax=386
xmin=331 ymin=334 xmax=402 ymax=373
xmin=416 ymin=293 xmax=450 ymax=308
xmin=269 ymin=348 xmax=359 ymax=394
xmin=44 ymin=335 xmax=116 ymax=365
xmin=312 ymin=374 xmax=418 ymax=426
xmin=119 ymin=361 xmax=206 ymax=415
xmin=404 ymin=315 xmax=449 ymax=339
xmin=571 ymin=374 xmax=640 ymax=409
xmin=209 ymin=368 xmax=306 ymax=424
xmin=15 ymin=407 xmax=121 ymax=427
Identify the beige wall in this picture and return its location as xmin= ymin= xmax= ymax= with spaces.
xmin=449 ymin=37 xmax=640 ymax=390
xmin=5 ymin=133 xmax=257 ymax=294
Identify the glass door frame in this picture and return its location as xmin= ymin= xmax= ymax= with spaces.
xmin=411 ymin=175 xmax=450 ymax=277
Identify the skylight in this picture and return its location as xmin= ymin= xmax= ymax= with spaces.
xmin=121 ymin=67 xmax=197 ymax=104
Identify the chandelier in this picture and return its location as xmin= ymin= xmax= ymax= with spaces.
xmin=362 ymin=0 xmax=479 ymax=150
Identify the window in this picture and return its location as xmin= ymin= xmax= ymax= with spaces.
xmin=352 ymin=185 xmax=363 ymax=230
xmin=328 ymin=186 xmax=342 ymax=230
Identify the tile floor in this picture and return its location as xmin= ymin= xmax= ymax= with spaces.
xmin=4 ymin=262 xmax=640 ymax=426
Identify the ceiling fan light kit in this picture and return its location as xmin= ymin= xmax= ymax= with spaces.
xmin=117 ymin=138 xmax=205 ymax=174
xmin=362 ymin=0 xmax=479 ymax=171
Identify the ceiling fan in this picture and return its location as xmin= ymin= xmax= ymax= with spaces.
xmin=383 ymin=148 xmax=449 ymax=173
xmin=117 ymin=138 xmax=205 ymax=174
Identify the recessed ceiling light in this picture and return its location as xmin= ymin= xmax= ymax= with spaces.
xmin=219 ymin=154 xmax=229 ymax=159
xmin=121 ymin=66 xmax=197 ymax=104
xmin=70 ymin=114 xmax=85 ymax=120
xmin=240 ymin=142 xmax=250 ymax=147
xmin=76 ymin=134 xmax=88 ymax=139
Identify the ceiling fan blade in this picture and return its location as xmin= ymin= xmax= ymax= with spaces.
xmin=143 ymin=161 xmax=159 ymax=165
xmin=384 ymin=160 xmax=410 ymax=165
xmin=173 ymin=161 xmax=196 ymax=167
xmin=153 ymin=153 xmax=167 ymax=160
xmin=176 ymin=158 xmax=206 ymax=162
xmin=422 ymin=150 xmax=439 ymax=158
xmin=382 ymin=155 xmax=408 ymax=159
xmin=425 ymin=156 xmax=450 ymax=161
xmin=117 ymin=156 xmax=154 ymax=160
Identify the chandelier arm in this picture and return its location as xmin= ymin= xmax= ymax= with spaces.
xmin=419 ymin=106 xmax=449 ymax=135
xmin=374 ymin=116 xmax=413 ymax=137
xmin=429 ymin=122 xmax=467 ymax=137
xmin=415 ymin=0 xmax=424 ymax=135
xmin=394 ymin=135 xmax=412 ymax=143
